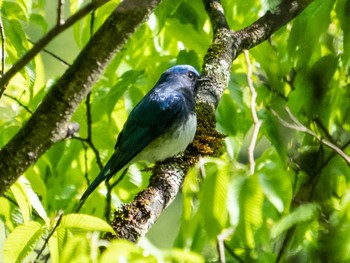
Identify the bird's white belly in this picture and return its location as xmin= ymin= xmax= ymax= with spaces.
xmin=134 ymin=113 xmax=197 ymax=163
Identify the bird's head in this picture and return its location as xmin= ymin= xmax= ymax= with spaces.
xmin=159 ymin=65 xmax=201 ymax=91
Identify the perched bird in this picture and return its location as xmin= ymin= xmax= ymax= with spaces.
xmin=78 ymin=65 xmax=202 ymax=208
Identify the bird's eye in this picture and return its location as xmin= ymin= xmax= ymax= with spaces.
xmin=187 ymin=71 xmax=195 ymax=80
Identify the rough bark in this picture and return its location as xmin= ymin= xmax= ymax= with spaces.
xmin=0 ymin=0 xmax=162 ymax=196
xmin=107 ymin=0 xmax=314 ymax=241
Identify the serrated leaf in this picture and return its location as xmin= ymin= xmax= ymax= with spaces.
xmin=101 ymin=240 xmax=156 ymax=263
xmin=271 ymin=203 xmax=320 ymax=238
xmin=49 ymin=227 xmax=72 ymax=263
xmin=4 ymin=221 xmax=44 ymax=263
xmin=19 ymin=177 xmax=48 ymax=223
xmin=0 ymin=197 xmax=15 ymax=231
xmin=166 ymin=248 xmax=204 ymax=263
xmin=60 ymin=214 xmax=115 ymax=234
xmin=11 ymin=181 xmax=31 ymax=223
xmin=238 ymin=174 xmax=264 ymax=248
xmin=61 ymin=236 xmax=90 ymax=263
xmin=257 ymin=152 xmax=293 ymax=213
xmin=199 ymin=159 xmax=228 ymax=240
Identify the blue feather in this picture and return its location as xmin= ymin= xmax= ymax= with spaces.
xmin=77 ymin=65 xmax=201 ymax=210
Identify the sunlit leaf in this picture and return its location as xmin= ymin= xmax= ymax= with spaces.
xmin=60 ymin=214 xmax=115 ymax=234
xmin=4 ymin=221 xmax=44 ymax=263
xmin=101 ymin=240 xmax=157 ymax=263
xmin=199 ymin=159 xmax=229 ymax=240
xmin=271 ymin=203 xmax=320 ymax=239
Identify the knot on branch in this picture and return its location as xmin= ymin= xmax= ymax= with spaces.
xmin=187 ymin=103 xmax=226 ymax=159
xmin=105 ymin=188 xmax=158 ymax=242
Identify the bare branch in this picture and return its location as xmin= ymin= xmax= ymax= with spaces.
xmin=27 ymin=39 xmax=71 ymax=67
xmin=217 ymin=228 xmax=235 ymax=263
xmin=271 ymin=107 xmax=350 ymax=165
xmin=244 ymin=50 xmax=262 ymax=175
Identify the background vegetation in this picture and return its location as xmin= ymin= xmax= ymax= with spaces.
xmin=0 ymin=0 xmax=349 ymax=262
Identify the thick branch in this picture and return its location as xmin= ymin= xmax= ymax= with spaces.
xmin=0 ymin=0 xmax=161 ymax=196
xmin=236 ymin=0 xmax=313 ymax=52
xmin=106 ymin=159 xmax=189 ymax=242
xmin=108 ymin=0 xmax=314 ymax=242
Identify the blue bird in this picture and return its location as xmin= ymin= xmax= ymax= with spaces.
xmin=78 ymin=65 xmax=202 ymax=207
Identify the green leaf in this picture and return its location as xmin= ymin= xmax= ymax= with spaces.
xmin=49 ymin=227 xmax=72 ymax=263
xmin=236 ymin=174 xmax=264 ymax=248
xmin=166 ymin=248 xmax=204 ymax=263
xmin=61 ymin=236 xmax=90 ymax=263
xmin=92 ymin=70 xmax=144 ymax=120
xmin=257 ymin=151 xmax=293 ymax=213
xmin=101 ymin=240 xmax=157 ymax=263
xmin=0 ymin=197 xmax=15 ymax=231
xmin=1 ymin=1 xmax=29 ymax=21
xmin=288 ymin=0 xmax=336 ymax=67
xmin=271 ymin=203 xmax=320 ymax=238
xmin=336 ymin=0 xmax=350 ymax=66
xmin=11 ymin=181 xmax=32 ymax=223
xmin=4 ymin=221 xmax=44 ymax=263
xmin=260 ymin=109 xmax=288 ymax=159
xmin=216 ymin=93 xmax=238 ymax=136
xmin=176 ymin=50 xmax=201 ymax=71
xmin=288 ymin=55 xmax=338 ymax=118
xmin=29 ymin=13 xmax=48 ymax=33
xmin=60 ymin=214 xmax=115 ymax=234
xmin=199 ymin=159 xmax=229 ymax=240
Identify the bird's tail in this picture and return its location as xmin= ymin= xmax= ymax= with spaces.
xmin=75 ymin=161 xmax=112 ymax=212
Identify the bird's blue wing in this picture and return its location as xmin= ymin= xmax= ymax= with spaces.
xmin=113 ymin=91 xmax=185 ymax=167
xmin=78 ymin=91 xmax=184 ymax=207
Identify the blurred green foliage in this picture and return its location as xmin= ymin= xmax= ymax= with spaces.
xmin=0 ymin=0 xmax=350 ymax=262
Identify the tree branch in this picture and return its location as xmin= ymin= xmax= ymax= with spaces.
xmin=0 ymin=0 xmax=162 ymax=196
xmin=0 ymin=0 xmax=110 ymax=96
xmin=244 ymin=50 xmax=262 ymax=175
xmin=107 ymin=0 xmax=314 ymax=241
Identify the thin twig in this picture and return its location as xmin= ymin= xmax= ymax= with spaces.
xmin=82 ymin=142 xmax=90 ymax=185
xmin=57 ymin=0 xmax=65 ymax=26
xmin=35 ymin=211 xmax=64 ymax=261
xmin=27 ymin=39 xmax=70 ymax=67
xmin=0 ymin=16 xmax=5 ymax=76
xmin=73 ymin=136 xmax=103 ymax=170
xmin=271 ymin=107 xmax=350 ymax=165
xmin=217 ymin=227 xmax=235 ymax=263
xmin=0 ymin=0 xmax=110 ymax=96
xmin=2 ymin=93 xmax=33 ymax=114
xmin=276 ymin=226 xmax=296 ymax=263
xmin=313 ymin=117 xmax=336 ymax=144
xmin=244 ymin=50 xmax=262 ymax=174
xmin=105 ymin=169 xmax=128 ymax=221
